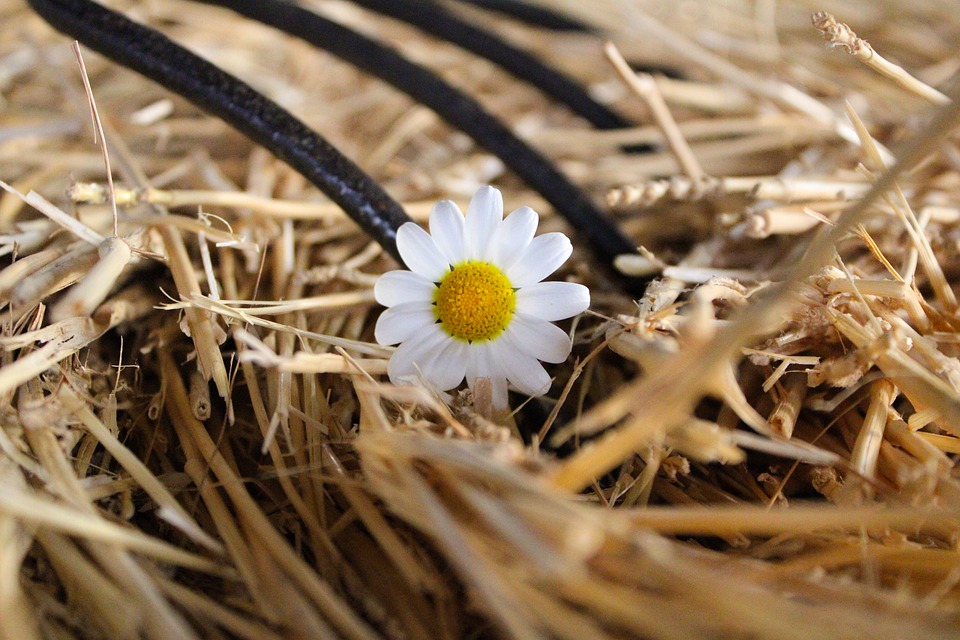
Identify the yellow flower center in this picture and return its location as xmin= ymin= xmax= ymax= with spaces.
xmin=434 ymin=262 xmax=516 ymax=342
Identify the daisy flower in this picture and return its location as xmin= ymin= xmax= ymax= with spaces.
xmin=374 ymin=186 xmax=590 ymax=409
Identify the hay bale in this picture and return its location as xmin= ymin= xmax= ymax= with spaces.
xmin=2 ymin=1 xmax=959 ymax=638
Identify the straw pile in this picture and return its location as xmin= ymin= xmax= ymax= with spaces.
xmin=2 ymin=0 xmax=960 ymax=638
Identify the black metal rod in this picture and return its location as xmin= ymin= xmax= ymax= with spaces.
xmin=27 ymin=0 xmax=413 ymax=263
xmin=449 ymin=0 xmax=593 ymax=32
xmin=344 ymin=0 xmax=629 ymax=130
xmin=198 ymin=0 xmax=641 ymax=280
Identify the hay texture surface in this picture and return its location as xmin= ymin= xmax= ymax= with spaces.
xmin=2 ymin=0 xmax=960 ymax=638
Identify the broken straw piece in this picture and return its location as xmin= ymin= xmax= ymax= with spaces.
xmin=50 ymin=236 xmax=132 ymax=322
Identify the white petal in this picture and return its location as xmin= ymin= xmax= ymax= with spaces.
xmin=465 ymin=340 xmax=500 ymax=387
xmin=421 ymin=339 xmax=469 ymax=390
xmin=493 ymin=338 xmax=551 ymax=396
xmin=374 ymin=270 xmax=436 ymax=307
xmin=429 ymin=200 xmax=466 ymax=265
xmin=516 ymin=282 xmax=590 ymax=321
xmin=375 ymin=302 xmax=436 ymax=346
xmin=396 ymin=222 xmax=450 ymax=281
xmin=465 ymin=186 xmax=503 ymax=260
xmin=504 ymin=313 xmax=572 ymax=364
xmin=387 ymin=324 xmax=440 ymax=383
xmin=488 ymin=206 xmax=538 ymax=271
xmin=387 ymin=324 xmax=467 ymax=391
xmin=506 ymin=232 xmax=572 ymax=287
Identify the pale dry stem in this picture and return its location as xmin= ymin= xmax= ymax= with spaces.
xmin=813 ymin=11 xmax=950 ymax=106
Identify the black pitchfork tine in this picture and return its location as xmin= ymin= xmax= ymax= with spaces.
xmin=343 ymin=0 xmax=640 ymax=134
xmin=27 ymin=0 xmax=413 ymax=263
xmin=29 ymin=0 xmax=644 ymax=292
